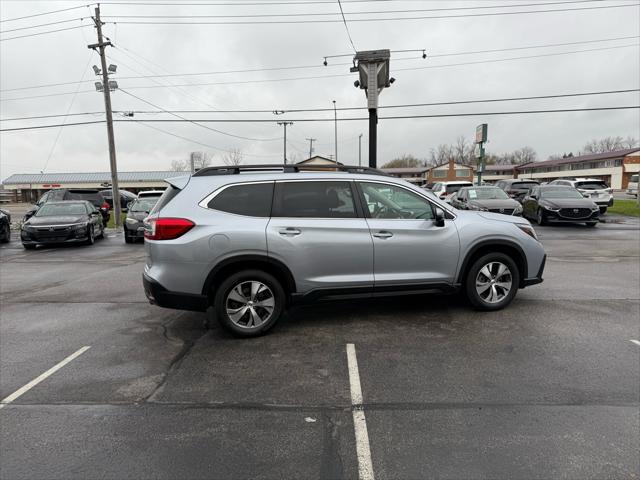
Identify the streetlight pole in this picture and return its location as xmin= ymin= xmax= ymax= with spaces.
xmin=306 ymin=137 xmax=316 ymax=159
xmin=277 ymin=121 xmax=293 ymax=164
xmin=358 ymin=133 xmax=363 ymax=166
xmin=333 ymin=100 xmax=338 ymax=164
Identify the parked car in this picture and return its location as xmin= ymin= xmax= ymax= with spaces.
xmin=449 ymin=186 xmax=523 ymax=216
xmin=25 ymin=189 xmax=110 ymax=225
xmin=100 ymin=189 xmax=137 ymax=211
xmin=421 ymin=182 xmax=435 ymax=190
xmin=430 ymin=181 xmax=473 ymax=200
xmin=495 ymin=179 xmax=540 ymax=204
xmin=0 ymin=208 xmax=11 ymax=243
xmin=547 ymin=178 xmax=613 ymax=214
xmin=142 ymin=165 xmax=546 ymax=337
xmin=522 ymin=185 xmax=599 ymax=226
xmin=124 ymin=197 xmax=158 ymax=243
xmin=627 ymin=174 xmax=638 ymax=197
xmin=21 ymin=201 xmax=105 ymax=249
xmin=137 ymin=190 xmax=165 ymax=199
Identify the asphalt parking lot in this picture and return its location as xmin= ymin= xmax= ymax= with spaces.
xmin=1 ymin=222 xmax=639 ymax=480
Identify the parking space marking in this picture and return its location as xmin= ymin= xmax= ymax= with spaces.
xmin=0 ymin=346 xmax=91 ymax=410
xmin=630 ymin=339 xmax=640 ymax=347
xmin=346 ymin=343 xmax=375 ymax=480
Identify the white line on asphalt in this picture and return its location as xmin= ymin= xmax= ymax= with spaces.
xmin=0 ymin=346 xmax=91 ymax=410
xmin=346 ymin=343 xmax=375 ymax=480
xmin=630 ymin=339 xmax=640 ymax=347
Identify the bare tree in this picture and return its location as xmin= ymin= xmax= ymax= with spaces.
xmin=582 ymin=136 xmax=627 ymax=154
xmin=382 ymin=154 xmax=421 ymax=168
xmin=429 ymin=144 xmax=455 ymax=166
xmin=170 ymin=159 xmax=189 ymax=171
xmin=454 ymin=136 xmax=475 ymax=164
xmin=623 ymin=136 xmax=639 ymax=149
xmin=222 ymin=148 xmax=243 ymax=166
xmin=512 ymin=146 xmax=537 ymax=164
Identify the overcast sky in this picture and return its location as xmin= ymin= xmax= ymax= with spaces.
xmin=1 ymin=0 xmax=639 ymax=179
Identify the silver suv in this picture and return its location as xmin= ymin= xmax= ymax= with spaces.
xmin=142 ymin=165 xmax=546 ymax=337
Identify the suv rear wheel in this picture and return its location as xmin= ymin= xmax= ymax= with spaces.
xmin=465 ymin=253 xmax=520 ymax=311
xmin=214 ymin=270 xmax=285 ymax=337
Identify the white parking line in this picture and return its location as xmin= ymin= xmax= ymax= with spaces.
xmin=346 ymin=343 xmax=375 ymax=480
xmin=0 ymin=346 xmax=90 ymax=410
xmin=630 ymin=339 xmax=640 ymax=347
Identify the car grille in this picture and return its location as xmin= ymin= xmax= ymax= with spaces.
xmin=559 ymin=208 xmax=591 ymax=219
xmin=489 ymin=208 xmax=515 ymax=215
xmin=31 ymin=226 xmax=74 ymax=241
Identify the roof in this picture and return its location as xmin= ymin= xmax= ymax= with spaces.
xmin=428 ymin=160 xmax=474 ymax=170
xmin=483 ymin=164 xmax=518 ymax=171
xmin=296 ymin=156 xmax=343 ymax=165
xmin=2 ymin=171 xmax=188 ymax=185
xmin=516 ymin=148 xmax=640 ymax=170
xmin=381 ymin=167 xmax=429 ymax=174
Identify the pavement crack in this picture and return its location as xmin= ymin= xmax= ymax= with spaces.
xmin=320 ymin=410 xmax=345 ymax=480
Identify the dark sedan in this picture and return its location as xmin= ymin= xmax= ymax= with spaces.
xmin=21 ymin=201 xmax=105 ymax=249
xmin=449 ymin=186 xmax=523 ymax=216
xmin=124 ymin=197 xmax=158 ymax=243
xmin=25 ymin=189 xmax=110 ymax=225
xmin=0 ymin=208 xmax=11 ymax=243
xmin=522 ymin=185 xmax=599 ymax=226
xmin=495 ymin=179 xmax=540 ymax=204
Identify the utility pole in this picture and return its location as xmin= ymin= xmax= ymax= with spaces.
xmin=358 ymin=133 xmax=363 ymax=166
xmin=306 ymin=137 xmax=316 ymax=159
xmin=277 ymin=121 xmax=293 ymax=164
xmin=333 ymin=100 xmax=338 ymax=164
xmin=88 ymin=5 xmax=121 ymax=228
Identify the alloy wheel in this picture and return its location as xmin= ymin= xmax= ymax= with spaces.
xmin=225 ymin=281 xmax=275 ymax=329
xmin=475 ymin=262 xmax=512 ymax=304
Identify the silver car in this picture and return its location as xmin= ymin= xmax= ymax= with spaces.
xmin=143 ymin=165 xmax=546 ymax=337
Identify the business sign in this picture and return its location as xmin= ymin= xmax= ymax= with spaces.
xmin=475 ymin=123 xmax=488 ymax=144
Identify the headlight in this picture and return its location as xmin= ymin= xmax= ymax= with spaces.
xmin=22 ymin=224 xmax=34 ymax=232
xmin=516 ymin=224 xmax=538 ymax=241
xmin=540 ymin=203 xmax=560 ymax=212
xmin=125 ymin=217 xmax=139 ymax=225
xmin=514 ymin=204 xmax=523 ymax=214
xmin=73 ymin=223 xmax=88 ymax=231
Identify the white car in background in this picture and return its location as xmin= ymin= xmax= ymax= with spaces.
xmin=548 ymin=178 xmax=613 ymax=214
xmin=137 ymin=190 xmax=165 ymax=199
xmin=430 ymin=181 xmax=473 ymax=201
xmin=627 ymin=174 xmax=638 ymax=197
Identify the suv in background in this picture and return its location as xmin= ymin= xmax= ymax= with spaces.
xmin=142 ymin=165 xmax=546 ymax=337
xmin=628 ymin=174 xmax=639 ymax=197
xmin=430 ymin=181 xmax=473 ymax=200
xmin=25 ymin=189 xmax=110 ymax=225
xmin=547 ymin=178 xmax=613 ymax=213
xmin=495 ymin=179 xmax=540 ymax=204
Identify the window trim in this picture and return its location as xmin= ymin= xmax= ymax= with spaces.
xmin=271 ymin=179 xmax=361 ymax=219
xmin=198 ymin=180 xmax=275 ymax=218
xmin=356 ymin=179 xmax=457 ymax=220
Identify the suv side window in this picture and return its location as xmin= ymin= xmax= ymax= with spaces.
xmin=360 ymin=182 xmax=434 ymax=220
xmin=208 ymin=182 xmax=274 ymax=217
xmin=272 ymin=181 xmax=356 ymax=218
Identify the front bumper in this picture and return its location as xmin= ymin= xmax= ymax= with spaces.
xmin=21 ymin=229 xmax=89 ymax=245
xmin=542 ymin=208 xmax=599 ymax=223
xmin=124 ymin=223 xmax=145 ymax=239
xmin=143 ymin=273 xmax=208 ymax=312
xmin=522 ymin=254 xmax=545 ymax=287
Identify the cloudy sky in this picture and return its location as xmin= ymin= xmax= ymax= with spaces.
xmin=1 ymin=0 xmax=639 ymax=179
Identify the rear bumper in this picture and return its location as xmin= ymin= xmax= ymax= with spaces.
xmin=522 ymin=254 xmax=545 ymax=287
xmin=143 ymin=273 xmax=208 ymax=312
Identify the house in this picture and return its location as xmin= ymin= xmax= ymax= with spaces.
xmin=426 ymin=159 xmax=475 ymax=184
xmin=295 ymin=156 xmax=343 ymax=167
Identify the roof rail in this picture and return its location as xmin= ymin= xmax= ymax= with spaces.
xmin=192 ymin=164 xmax=388 ymax=177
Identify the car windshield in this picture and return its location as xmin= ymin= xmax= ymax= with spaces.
xmin=445 ymin=184 xmax=470 ymax=194
xmin=541 ymin=188 xmax=584 ymax=199
xmin=36 ymin=203 xmax=87 ymax=216
xmin=575 ymin=181 xmax=608 ymax=190
xmin=130 ymin=199 xmax=157 ymax=212
xmin=467 ymin=188 xmax=509 ymax=200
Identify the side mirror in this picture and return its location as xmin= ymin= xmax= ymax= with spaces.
xmin=434 ymin=207 xmax=445 ymax=227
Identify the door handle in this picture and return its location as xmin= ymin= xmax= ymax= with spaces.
xmin=278 ymin=227 xmax=301 ymax=236
xmin=373 ymin=231 xmax=393 ymax=239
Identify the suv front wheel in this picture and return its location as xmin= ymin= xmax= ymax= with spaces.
xmin=214 ymin=270 xmax=285 ymax=337
xmin=465 ymin=253 xmax=520 ymax=311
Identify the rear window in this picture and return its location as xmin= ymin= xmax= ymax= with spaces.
xmin=512 ymin=182 xmax=539 ymax=189
xmin=207 ymin=183 xmax=274 ymax=217
xmin=445 ymin=183 xmax=471 ymax=194
xmin=150 ymin=186 xmax=182 ymax=215
xmin=273 ymin=181 xmax=356 ymax=218
xmin=66 ymin=191 xmax=102 ymax=205
xmin=575 ymin=181 xmax=608 ymax=190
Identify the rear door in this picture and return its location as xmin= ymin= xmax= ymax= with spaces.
xmin=357 ymin=181 xmax=460 ymax=286
xmin=266 ymin=180 xmax=374 ymax=293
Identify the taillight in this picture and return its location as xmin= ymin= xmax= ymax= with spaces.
xmin=101 ymin=202 xmax=110 ymax=210
xmin=144 ymin=217 xmax=194 ymax=240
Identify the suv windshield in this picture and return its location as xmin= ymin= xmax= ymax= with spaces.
xmin=541 ymin=188 xmax=584 ymax=199
xmin=36 ymin=203 xmax=87 ymax=216
xmin=467 ymin=187 xmax=509 ymax=200
xmin=575 ymin=181 xmax=608 ymax=190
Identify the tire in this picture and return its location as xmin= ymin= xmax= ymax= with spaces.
xmin=124 ymin=230 xmax=134 ymax=244
xmin=599 ymin=207 xmax=607 ymax=215
xmin=214 ymin=270 xmax=285 ymax=337
xmin=0 ymin=223 xmax=9 ymax=243
xmin=96 ymin=224 xmax=105 ymax=239
xmin=465 ymin=252 xmax=520 ymax=311
xmin=586 ymin=221 xmax=598 ymax=227
xmin=536 ymin=208 xmax=547 ymax=226
xmin=23 ymin=243 xmax=36 ymax=250
xmin=85 ymin=226 xmax=95 ymax=246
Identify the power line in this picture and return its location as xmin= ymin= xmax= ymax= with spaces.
xmin=0 ymin=17 xmax=88 ymax=34
xmin=97 ymin=0 xmax=611 ymax=7
xmin=0 ymin=24 xmax=91 ymax=42
xmin=0 ymin=4 xmax=94 ymax=23
xmin=337 ymin=0 xmax=357 ymax=52
xmin=3 ymin=34 xmax=637 ymax=93
xmin=0 ymin=112 xmax=104 ymax=122
xmin=105 ymin=3 xmax=640 ymax=25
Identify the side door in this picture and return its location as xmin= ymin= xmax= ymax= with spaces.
xmin=266 ymin=180 xmax=374 ymax=293
xmin=357 ymin=181 xmax=460 ymax=286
